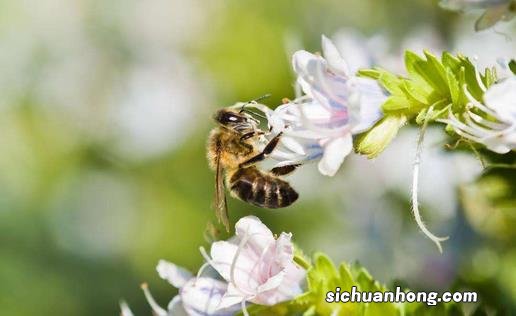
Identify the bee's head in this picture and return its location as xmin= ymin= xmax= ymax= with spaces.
xmin=214 ymin=108 xmax=257 ymax=133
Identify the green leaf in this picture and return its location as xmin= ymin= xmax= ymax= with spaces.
xmin=400 ymin=81 xmax=431 ymax=106
xmin=446 ymin=68 xmax=460 ymax=106
xmin=358 ymin=68 xmax=382 ymax=80
xmin=338 ymin=262 xmax=356 ymax=289
xmin=378 ymin=71 xmax=405 ymax=95
xmin=424 ymin=51 xmax=448 ymax=91
xmin=405 ymin=51 xmax=447 ymax=96
xmin=441 ymin=52 xmax=461 ymax=72
xmin=382 ymin=96 xmax=411 ymax=112
xmin=459 ymin=55 xmax=484 ymax=101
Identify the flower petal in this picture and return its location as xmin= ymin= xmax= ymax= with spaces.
xmin=209 ymin=241 xmax=237 ymax=281
xmin=234 ymin=216 xmax=275 ymax=253
xmin=167 ymin=296 xmax=189 ymax=316
xmin=481 ymin=133 xmax=515 ymax=153
xmin=318 ymin=135 xmax=353 ymax=176
xmin=484 ymin=76 xmax=516 ymax=122
xmin=210 ymin=240 xmax=262 ymax=292
xmin=274 ymin=233 xmax=295 ymax=267
xmin=217 ymin=283 xmax=248 ymax=310
xmin=276 ymin=262 xmax=305 ymax=297
xmin=181 ymin=277 xmax=238 ymax=316
xmin=280 ymin=136 xmax=306 ymax=155
xmin=321 ymin=35 xmax=350 ymax=76
xmin=350 ymin=77 xmax=386 ymax=133
xmin=254 ymin=263 xmax=305 ymax=306
xmin=292 ymin=51 xmax=320 ymax=97
xmin=255 ymin=271 xmax=285 ymax=296
xmin=156 ymin=260 xmax=193 ymax=288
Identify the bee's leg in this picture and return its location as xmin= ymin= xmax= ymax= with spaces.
xmin=270 ymin=164 xmax=301 ymax=176
xmin=240 ymin=130 xmax=264 ymax=141
xmin=239 ymin=132 xmax=282 ymax=168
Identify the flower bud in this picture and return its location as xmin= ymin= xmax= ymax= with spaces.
xmin=355 ymin=115 xmax=407 ymax=158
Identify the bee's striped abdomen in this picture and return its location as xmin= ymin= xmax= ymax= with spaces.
xmin=229 ymin=167 xmax=298 ymax=208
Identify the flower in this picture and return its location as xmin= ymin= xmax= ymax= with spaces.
xmin=141 ymin=260 xmax=239 ymax=316
xmin=201 ymin=216 xmax=306 ymax=311
xmin=252 ymin=35 xmax=387 ymax=176
xmin=439 ymin=0 xmax=515 ymax=31
xmin=439 ymin=76 xmax=516 ymax=154
xmin=439 ymin=0 xmax=510 ymax=11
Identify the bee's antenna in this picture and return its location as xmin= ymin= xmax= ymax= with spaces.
xmin=252 ymin=93 xmax=272 ymax=103
xmin=240 ymin=93 xmax=271 ymax=113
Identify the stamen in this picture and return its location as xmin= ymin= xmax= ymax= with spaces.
xmin=119 ymin=301 xmax=134 ymax=316
xmin=199 ymin=246 xmax=215 ymax=268
xmin=467 ymin=111 xmax=507 ymax=130
xmin=196 ymin=262 xmax=211 ymax=280
xmin=140 ymin=283 xmax=167 ymax=316
xmin=438 ymin=118 xmax=484 ymax=143
xmin=293 ymin=80 xmax=302 ymax=98
xmin=294 ymin=95 xmax=312 ymax=103
xmin=472 ymin=56 xmax=487 ymax=93
xmin=464 ymin=113 xmax=497 ymax=134
xmin=412 ymin=108 xmax=449 ymax=253
xmin=463 ymin=85 xmax=499 ymax=118
xmin=440 ymin=111 xmax=486 ymax=138
xmin=464 ymin=112 xmax=507 ymax=137
xmin=241 ymin=300 xmax=250 ymax=316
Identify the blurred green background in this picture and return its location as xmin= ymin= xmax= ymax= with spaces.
xmin=0 ymin=0 xmax=514 ymax=315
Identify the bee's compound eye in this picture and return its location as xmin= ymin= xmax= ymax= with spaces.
xmin=218 ymin=111 xmax=243 ymax=124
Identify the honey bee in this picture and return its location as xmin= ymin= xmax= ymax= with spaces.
xmin=207 ymin=102 xmax=299 ymax=231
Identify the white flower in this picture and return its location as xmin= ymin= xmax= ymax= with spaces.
xmin=439 ymin=0 xmax=515 ymax=31
xmin=254 ymin=35 xmax=387 ymax=176
xmin=439 ymin=76 xmax=516 ymax=153
xmin=439 ymin=0 xmax=510 ymax=11
xmin=201 ymin=216 xmax=305 ymax=312
xmin=141 ymin=260 xmax=239 ymax=316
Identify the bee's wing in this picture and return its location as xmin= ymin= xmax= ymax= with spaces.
xmin=475 ymin=3 xmax=513 ymax=31
xmin=203 ymin=221 xmax=220 ymax=243
xmin=214 ymin=145 xmax=230 ymax=232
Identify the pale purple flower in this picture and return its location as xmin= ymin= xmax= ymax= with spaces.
xmin=253 ymin=35 xmax=387 ymax=176
xmin=201 ymin=216 xmax=305 ymax=312
xmin=141 ymin=260 xmax=239 ymax=316
xmin=439 ymin=76 xmax=516 ymax=153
